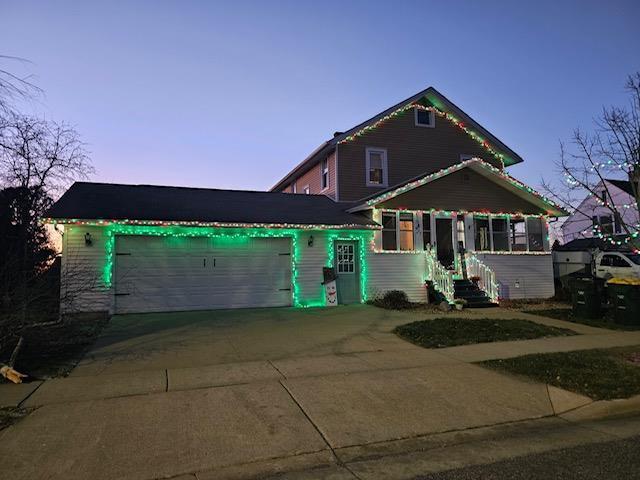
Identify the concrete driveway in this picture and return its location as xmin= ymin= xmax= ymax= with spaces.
xmin=0 ymin=305 xmax=591 ymax=480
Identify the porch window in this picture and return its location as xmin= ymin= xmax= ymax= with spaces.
xmin=527 ymin=217 xmax=544 ymax=251
xmin=422 ymin=213 xmax=432 ymax=249
xmin=456 ymin=218 xmax=466 ymax=250
xmin=366 ymin=148 xmax=387 ymax=187
xmin=382 ymin=213 xmax=397 ymax=250
xmin=510 ymin=218 xmax=527 ymax=251
xmin=399 ymin=213 xmax=414 ymax=251
xmin=491 ymin=218 xmax=509 ymax=251
xmin=474 ymin=217 xmax=490 ymax=251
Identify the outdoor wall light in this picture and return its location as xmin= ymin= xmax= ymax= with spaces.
xmin=84 ymin=232 xmax=93 ymax=246
xmin=308 ymin=235 xmax=314 ymax=247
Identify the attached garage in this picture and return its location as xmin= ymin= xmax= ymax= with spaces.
xmin=114 ymin=235 xmax=292 ymax=314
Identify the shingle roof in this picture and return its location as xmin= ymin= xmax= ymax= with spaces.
xmin=606 ymin=179 xmax=635 ymax=197
xmin=44 ymin=182 xmax=377 ymax=228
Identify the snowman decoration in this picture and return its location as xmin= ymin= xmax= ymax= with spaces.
xmin=322 ymin=267 xmax=338 ymax=307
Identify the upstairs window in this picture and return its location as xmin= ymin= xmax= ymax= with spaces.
xmin=382 ymin=213 xmax=397 ymax=250
xmin=399 ymin=213 xmax=414 ymax=251
xmin=321 ymin=159 xmax=329 ymax=190
xmin=366 ymin=148 xmax=388 ymax=186
xmin=414 ymin=107 xmax=435 ymax=128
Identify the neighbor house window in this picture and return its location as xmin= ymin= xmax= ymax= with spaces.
xmin=614 ymin=213 xmax=622 ymax=233
xmin=399 ymin=213 xmax=414 ymax=251
xmin=510 ymin=218 xmax=527 ymax=251
xmin=382 ymin=213 xmax=397 ymax=250
xmin=366 ymin=148 xmax=387 ymax=186
xmin=321 ymin=159 xmax=329 ymax=190
xmin=474 ymin=217 xmax=490 ymax=251
xmin=491 ymin=218 xmax=509 ymax=251
xmin=598 ymin=215 xmax=614 ymax=234
xmin=292 ymin=182 xmax=297 ymax=194
xmin=414 ymin=107 xmax=435 ymax=128
xmin=303 ymin=185 xmax=310 ymax=195
xmin=422 ymin=213 xmax=432 ymax=249
xmin=527 ymin=217 xmax=544 ymax=251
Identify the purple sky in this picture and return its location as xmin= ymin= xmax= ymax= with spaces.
xmin=2 ymin=1 xmax=639 ymax=193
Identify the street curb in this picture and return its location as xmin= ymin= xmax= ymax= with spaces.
xmin=559 ymin=393 xmax=640 ymax=421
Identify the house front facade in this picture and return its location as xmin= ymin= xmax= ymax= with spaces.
xmin=45 ymin=87 xmax=565 ymax=315
xmin=561 ymin=179 xmax=639 ymax=244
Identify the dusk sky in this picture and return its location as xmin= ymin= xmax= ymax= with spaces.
xmin=2 ymin=1 xmax=638 ymax=193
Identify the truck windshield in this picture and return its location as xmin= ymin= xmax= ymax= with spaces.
xmin=626 ymin=254 xmax=640 ymax=265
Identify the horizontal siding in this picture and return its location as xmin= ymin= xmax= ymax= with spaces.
xmin=366 ymin=252 xmax=427 ymax=303
xmin=476 ymin=253 xmax=554 ymax=299
xmin=61 ymin=225 xmax=111 ymax=313
xmin=337 ymin=107 xmax=502 ymax=202
xmin=283 ymin=152 xmax=337 ymax=199
xmin=296 ymin=231 xmax=330 ymax=306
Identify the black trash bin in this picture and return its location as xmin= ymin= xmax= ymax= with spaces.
xmin=569 ymin=277 xmax=602 ymax=319
xmin=606 ymin=281 xmax=640 ymax=325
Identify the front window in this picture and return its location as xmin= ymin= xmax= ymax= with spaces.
xmin=474 ymin=217 xmax=490 ymax=251
xmin=527 ymin=217 xmax=544 ymax=251
xmin=423 ymin=213 xmax=432 ymax=249
xmin=382 ymin=213 xmax=397 ymax=250
xmin=491 ymin=218 xmax=509 ymax=251
xmin=399 ymin=213 xmax=414 ymax=251
xmin=366 ymin=148 xmax=387 ymax=186
xmin=321 ymin=159 xmax=329 ymax=190
xmin=510 ymin=218 xmax=527 ymax=251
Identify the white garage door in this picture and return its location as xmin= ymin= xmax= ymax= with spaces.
xmin=114 ymin=235 xmax=292 ymax=314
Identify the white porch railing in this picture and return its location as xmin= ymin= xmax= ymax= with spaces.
xmin=465 ymin=253 xmax=499 ymax=303
xmin=425 ymin=247 xmax=454 ymax=303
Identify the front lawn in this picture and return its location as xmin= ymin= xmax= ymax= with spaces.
xmin=524 ymin=308 xmax=640 ymax=331
xmin=394 ymin=318 xmax=576 ymax=349
xmin=482 ymin=346 xmax=640 ymax=400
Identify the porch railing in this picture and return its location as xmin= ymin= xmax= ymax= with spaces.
xmin=425 ymin=247 xmax=455 ymax=303
xmin=465 ymin=253 xmax=499 ymax=303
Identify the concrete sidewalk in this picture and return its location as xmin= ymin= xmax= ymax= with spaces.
xmin=1 ymin=305 xmax=639 ymax=480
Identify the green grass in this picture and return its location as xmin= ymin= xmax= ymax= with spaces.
xmin=393 ymin=318 xmax=576 ymax=349
xmin=482 ymin=347 xmax=640 ymax=400
xmin=525 ymin=308 xmax=640 ymax=331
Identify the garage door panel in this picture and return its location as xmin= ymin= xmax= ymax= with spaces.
xmin=114 ymin=236 xmax=292 ymax=313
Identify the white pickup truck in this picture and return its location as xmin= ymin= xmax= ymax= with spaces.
xmin=593 ymin=251 xmax=640 ymax=280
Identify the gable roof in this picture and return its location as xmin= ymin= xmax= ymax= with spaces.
xmin=348 ymin=158 xmax=568 ymax=216
xmin=270 ymin=86 xmax=524 ymax=192
xmin=606 ymin=178 xmax=636 ymax=197
xmin=43 ymin=182 xmax=378 ymax=229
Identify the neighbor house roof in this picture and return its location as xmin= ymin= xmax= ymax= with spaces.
xmin=270 ymin=86 xmax=524 ymax=192
xmin=606 ymin=179 xmax=636 ymax=197
xmin=43 ymin=182 xmax=378 ymax=229
xmin=347 ymin=158 xmax=568 ymax=217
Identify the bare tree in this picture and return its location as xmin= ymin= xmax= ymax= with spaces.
xmin=542 ymin=73 xmax=640 ymax=250
xmin=0 ymin=55 xmax=42 ymax=116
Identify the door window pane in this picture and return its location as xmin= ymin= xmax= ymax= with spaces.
xmin=527 ymin=217 xmax=544 ymax=251
xmin=399 ymin=213 xmax=414 ymax=251
xmin=382 ymin=213 xmax=397 ymax=250
xmin=337 ymin=243 xmax=355 ymax=273
xmin=474 ymin=217 xmax=490 ymax=251
xmin=491 ymin=218 xmax=509 ymax=251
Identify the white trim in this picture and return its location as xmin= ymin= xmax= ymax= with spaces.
xmin=303 ymin=185 xmax=310 ymax=195
xmin=335 ymin=148 xmax=340 ymax=201
xmin=292 ymin=182 xmax=297 ymax=194
xmin=414 ymin=107 xmax=435 ymax=128
xmin=365 ymin=147 xmax=388 ymax=187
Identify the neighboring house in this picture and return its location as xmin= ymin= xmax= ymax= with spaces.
xmin=44 ymin=87 xmax=566 ymax=315
xmin=561 ymin=179 xmax=639 ymax=243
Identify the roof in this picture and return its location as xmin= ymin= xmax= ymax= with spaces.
xmin=347 ymin=158 xmax=569 ymax=217
xmin=270 ymin=86 xmax=524 ymax=192
xmin=555 ymin=236 xmax=633 ymax=252
xmin=44 ymin=182 xmax=378 ymax=229
xmin=606 ymin=178 xmax=636 ymax=197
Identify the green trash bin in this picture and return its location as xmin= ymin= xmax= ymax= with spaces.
xmin=606 ymin=282 xmax=640 ymax=325
xmin=569 ymin=277 xmax=602 ymax=319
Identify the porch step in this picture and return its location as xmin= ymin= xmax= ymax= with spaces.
xmin=454 ymin=279 xmax=498 ymax=309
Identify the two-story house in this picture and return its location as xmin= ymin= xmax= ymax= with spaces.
xmin=561 ymin=179 xmax=639 ymax=243
xmin=45 ymin=87 xmax=566 ymax=315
